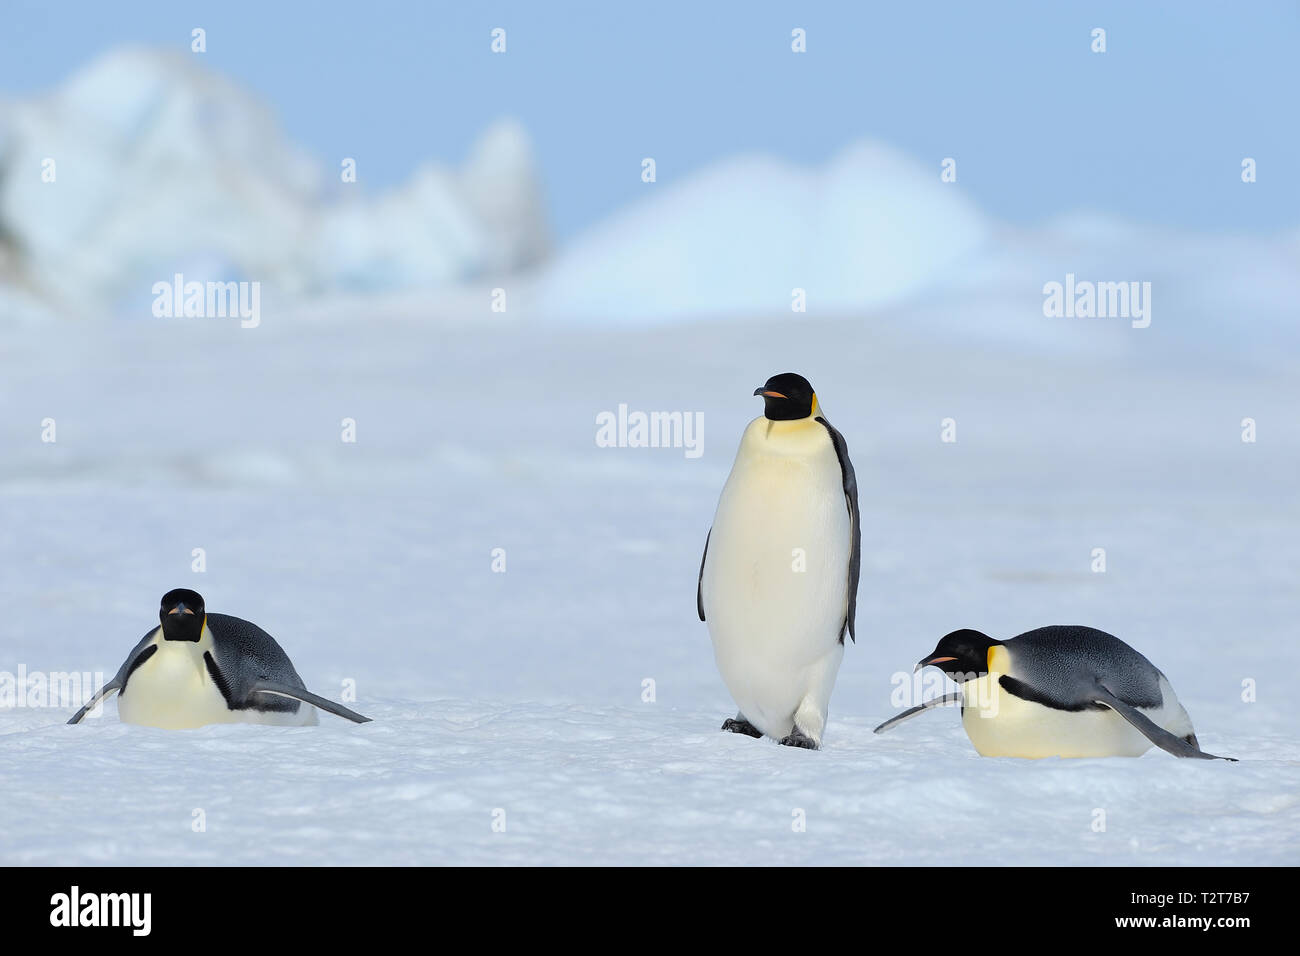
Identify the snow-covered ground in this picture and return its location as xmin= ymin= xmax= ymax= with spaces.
xmin=1 ymin=42 xmax=1296 ymax=868
xmin=1 ymin=311 xmax=1296 ymax=865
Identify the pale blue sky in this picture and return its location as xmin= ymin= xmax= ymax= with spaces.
xmin=4 ymin=0 xmax=1296 ymax=239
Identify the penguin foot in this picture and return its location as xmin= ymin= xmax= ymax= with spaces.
xmin=721 ymin=717 xmax=763 ymax=738
xmin=778 ymin=729 xmax=819 ymax=750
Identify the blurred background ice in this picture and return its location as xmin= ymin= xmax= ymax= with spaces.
xmin=0 ymin=2 xmax=1297 ymax=866
xmin=1 ymin=2 xmax=1297 ymax=354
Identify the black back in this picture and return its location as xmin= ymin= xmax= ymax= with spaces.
xmin=205 ymin=613 xmax=309 ymax=712
xmin=1002 ymin=625 xmax=1165 ymax=710
xmin=818 ymin=416 xmax=860 ymax=643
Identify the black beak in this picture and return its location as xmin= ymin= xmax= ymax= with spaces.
xmin=169 ymin=602 xmax=190 ymax=616
xmin=754 ymin=388 xmax=787 ymax=398
xmin=915 ymin=655 xmax=957 ymax=673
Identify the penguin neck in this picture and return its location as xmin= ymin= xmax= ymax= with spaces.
xmin=960 ymin=645 xmax=1010 ymax=714
xmin=744 ymin=413 xmax=827 ymax=456
xmin=157 ymin=621 xmax=214 ymax=659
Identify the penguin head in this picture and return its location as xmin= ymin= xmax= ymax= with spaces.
xmin=160 ymin=588 xmax=206 ymax=642
xmin=916 ymin=628 xmax=996 ymax=682
xmin=754 ymin=372 xmax=817 ymax=421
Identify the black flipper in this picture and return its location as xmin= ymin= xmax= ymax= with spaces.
xmin=205 ymin=612 xmax=363 ymax=722
xmin=697 ymin=529 xmax=710 ymax=622
xmin=872 ymin=692 xmax=964 ymax=734
xmin=817 ymin=417 xmax=860 ymax=644
xmin=67 ymin=628 xmax=159 ymax=724
xmin=249 ymin=681 xmax=372 ymax=723
xmin=1093 ymin=683 xmax=1235 ymax=761
xmin=67 ymin=679 xmax=122 ymax=725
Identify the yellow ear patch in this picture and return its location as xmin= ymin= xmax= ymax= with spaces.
xmin=810 ymin=394 xmax=819 ymax=416
xmin=987 ymin=645 xmax=1009 ymax=674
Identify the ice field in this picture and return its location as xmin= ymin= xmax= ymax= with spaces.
xmin=2 ymin=38 xmax=1297 ymax=867
xmin=1 ymin=310 xmax=1296 ymax=865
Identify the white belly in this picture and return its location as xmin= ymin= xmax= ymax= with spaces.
xmin=960 ymin=672 xmax=1190 ymax=758
xmin=703 ymin=416 xmax=850 ymax=738
xmin=117 ymin=630 xmax=317 ymax=729
xmin=118 ymin=636 xmax=236 ymax=729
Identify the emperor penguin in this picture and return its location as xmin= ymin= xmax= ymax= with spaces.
xmin=698 ymin=372 xmax=860 ymax=749
xmin=68 ymin=589 xmax=371 ymax=729
xmin=874 ymin=625 xmax=1233 ymax=760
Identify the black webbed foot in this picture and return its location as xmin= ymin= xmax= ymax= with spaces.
xmin=778 ymin=729 xmax=818 ymax=750
xmin=721 ymin=717 xmax=763 ymax=738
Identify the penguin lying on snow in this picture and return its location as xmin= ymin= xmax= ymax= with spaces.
xmin=698 ymin=373 xmax=860 ymax=749
xmin=68 ymin=589 xmax=371 ymax=728
xmin=874 ymin=625 xmax=1233 ymax=760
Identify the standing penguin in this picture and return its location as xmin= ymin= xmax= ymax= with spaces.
xmin=698 ymin=373 xmax=860 ymax=749
xmin=68 ymin=589 xmax=371 ymax=728
xmin=874 ymin=625 xmax=1232 ymax=760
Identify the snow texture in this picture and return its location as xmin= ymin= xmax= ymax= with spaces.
xmin=0 ymin=48 xmax=1296 ymax=867
xmin=0 ymin=313 xmax=1296 ymax=866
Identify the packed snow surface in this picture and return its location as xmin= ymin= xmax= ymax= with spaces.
xmin=1 ymin=313 xmax=1296 ymax=865
xmin=1 ymin=47 xmax=1296 ymax=866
